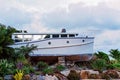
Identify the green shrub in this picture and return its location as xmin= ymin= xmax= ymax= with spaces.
xmin=94 ymin=51 xmax=110 ymax=62
xmin=56 ymin=65 xmax=66 ymax=71
xmin=22 ymin=66 xmax=30 ymax=74
xmin=107 ymin=64 xmax=116 ymax=70
xmin=112 ymin=63 xmax=120 ymax=70
xmin=29 ymin=66 xmax=35 ymax=73
xmin=37 ymin=61 xmax=48 ymax=71
xmin=91 ymin=59 xmax=106 ymax=73
xmin=67 ymin=70 xmax=80 ymax=80
xmin=43 ymin=67 xmax=54 ymax=75
xmin=107 ymin=59 xmax=120 ymax=70
xmin=109 ymin=49 xmax=120 ymax=62
xmin=0 ymin=59 xmax=14 ymax=76
xmin=22 ymin=66 xmax=35 ymax=74
xmin=0 ymin=77 xmax=3 ymax=80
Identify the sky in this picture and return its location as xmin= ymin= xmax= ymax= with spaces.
xmin=0 ymin=0 xmax=120 ymax=53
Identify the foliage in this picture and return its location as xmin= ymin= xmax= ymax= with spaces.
xmin=106 ymin=64 xmax=116 ymax=70
xmin=0 ymin=59 xmax=14 ymax=76
xmin=94 ymin=51 xmax=110 ymax=63
xmin=0 ymin=24 xmax=16 ymax=59
xmin=112 ymin=63 xmax=120 ymax=70
xmin=43 ymin=67 xmax=54 ymax=75
xmin=22 ymin=66 xmax=35 ymax=74
xmin=29 ymin=66 xmax=35 ymax=73
xmin=55 ymin=64 xmax=66 ymax=71
xmin=67 ymin=70 xmax=80 ymax=80
xmin=13 ymin=70 xmax=23 ymax=80
xmin=109 ymin=49 xmax=120 ymax=62
xmin=91 ymin=59 xmax=106 ymax=73
xmin=14 ymin=44 xmax=37 ymax=61
xmin=15 ymin=61 xmax=34 ymax=74
xmin=37 ymin=61 xmax=48 ymax=71
xmin=0 ymin=77 xmax=3 ymax=80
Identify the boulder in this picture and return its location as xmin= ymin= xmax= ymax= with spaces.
xmin=80 ymin=70 xmax=89 ymax=79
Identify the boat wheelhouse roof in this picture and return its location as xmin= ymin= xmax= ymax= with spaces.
xmin=12 ymin=33 xmax=79 ymax=35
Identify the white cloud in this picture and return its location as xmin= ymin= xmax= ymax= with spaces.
xmin=95 ymin=30 xmax=120 ymax=52
xmin=0 ymin=0 xmax=120 ymax=52
xmin=106 ymin=0 xmax=120 ymax=11
xmin=41 ymin=1 xmax=120 ymax=30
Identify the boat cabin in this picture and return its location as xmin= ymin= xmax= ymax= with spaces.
xmin=12 ymin=33 xmax=79 ymax=43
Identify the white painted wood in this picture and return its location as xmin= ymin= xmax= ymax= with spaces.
xmin=10 ymin=32 xmax=94 ymax=59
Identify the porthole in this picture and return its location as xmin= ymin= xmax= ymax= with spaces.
xmin=82 ymin=40 xmax=85 ymax=42
xmin=48 ymin=42 xmax=51 ymax=45
xmin=66 ymin=41 xmax=69 ymax=43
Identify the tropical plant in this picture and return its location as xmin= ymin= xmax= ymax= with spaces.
xmin=11 ymin=44 xmax=37 ymax=64
xmin=14 ymin=44 xmax=37 ymax=60
xmin=112 ymin=63 xmax=120 ymax=70
xmin=109 ymin=49 xmax=120 ymax=61
xmin=106 ymin=64 xmax=116 ymax=70
xmin=0 ymin=24 xmax=16 ymax=59
xmin=37 ymin=61 xmax=48 ymax=71
xmin=13 ymin=70 xmax=23 ymax=80
xmin=94 ymin=51 xmax=110 ymax=63
xmin=91 ymin=59 xmax=106 ymax=73
xmin=22 ymin=66 xmax=35 ymax=74
xmin=55 ymin=64 xmax=66 ymax=71
xmin=43 ymin=67 xmax=54 ymax=75
xmin=0 ymin=77 xmax=3 ymax=80
xmin=0 ymin=59 xmax=14 ymax=76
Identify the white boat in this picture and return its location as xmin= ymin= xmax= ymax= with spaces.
xmin=10 ymin=29 xmax=94 ymax=62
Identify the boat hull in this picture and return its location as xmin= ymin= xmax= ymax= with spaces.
xmin=30 ymin=54 xmax=93 ymax=64
xmin=11 ymin=38 xmax=94 ymax=62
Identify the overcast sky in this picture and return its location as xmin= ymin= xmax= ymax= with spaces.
xmin=0 ymin=0 xmax=120 ymax=53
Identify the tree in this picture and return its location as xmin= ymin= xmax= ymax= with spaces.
xmin=0 ymin=23 xmax=16 ymax=59
xmin=109 ymin=49 xmax=120 ymax=62
xmin=94 ymin=51 xmax=110 ymax=63
xmin=91 ymin=59 xmax=106 ymax=73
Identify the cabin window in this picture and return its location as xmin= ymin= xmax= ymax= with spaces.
xmin=61 ymin=34 xmax=67 ymax=38
xmin=15 ymin=39 xmax=22 ymax=42
xmin=69 ymin=34 xmax=75 ymax=37
xmin=53 ymin=34 xmax=59 ymax=38
xmin=44 ymin=35 xmax=50 ymax=38
xmin=14 ymin=35 xmax=22 ymax=42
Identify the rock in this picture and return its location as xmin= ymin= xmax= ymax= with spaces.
xmin=44 ymin=74 xmax=58 ymax=80
xmin=31 ymin=75 xmax=37 ymax=80
xmin=80 ymin=70 xmax=89 ymax=79
xmin=60 ymin=70 xmax=70 ymax=76
xmin=67 ymin=70 xmax=80 ymax=80
xmin=55 ymin=72 xmax=68 ymax=80
xmin=38 ymin=75 xmax=45 ymax=80
xmin=4 ymin=75 xmax=13 ymax=80
xmin=102 ymin=70 xmax=119 ymax=79
xmin=88 ymin=70 xmax=99 ymax=74
xmin=23 ymin=74 xmax=30 ymax=80
xmin=88 ymin=74 xmax=101 ymax=79
xmin=52 ymin=75 xmax=58 ymax=80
